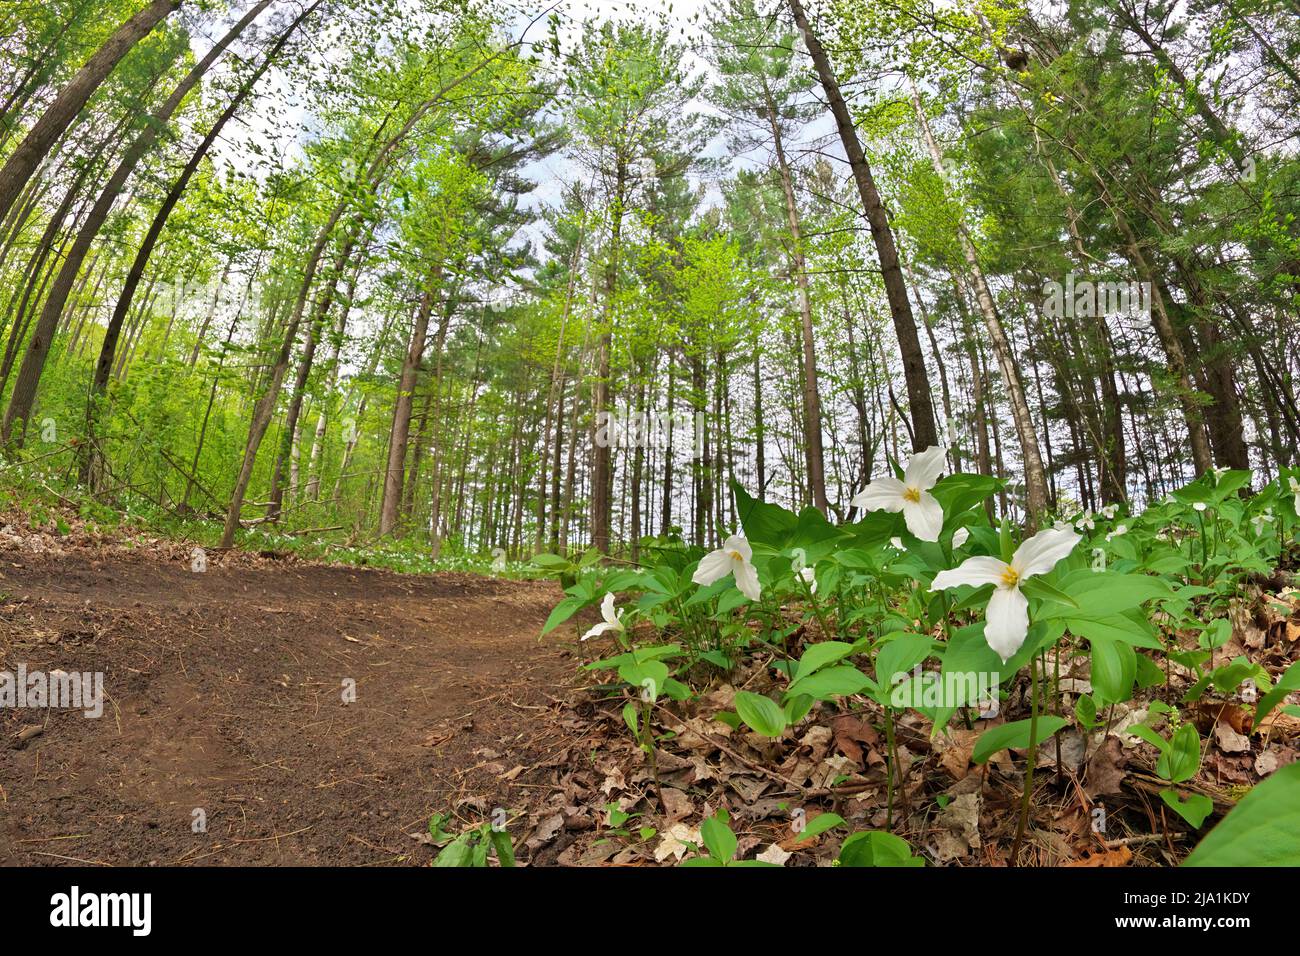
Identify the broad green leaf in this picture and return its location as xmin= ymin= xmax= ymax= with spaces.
xmin=930 ymin=621 xmax=1004 ymax=729
xmin=540 ymin=595 xmax=589 ymax=635
xmin=1254 ymin=660 xmax=1299 ymax=731
xmin=792 ymin=640 xmax=858 ymax=682
xmin=734 ymin=690 xmax=787 ymax=737
xmin=732 ymin=481 xmax=797 ymax=546
xmin=874 ymin=633 xmax=935 ymax=688
xmin=795 ymin=811 xmax=844 ymax=843
xmin=1075 ymin=693 xmax=1098 ymax=728
xmin=838 ymin=830 xmax=925 ymax=867
xmin=433 ymin=835 xmax=474 ymax=867
xmin=1047 ymin=570 xmax=1171 ymax=620
xmin=1088 ymin=635 xmax=1136 ymax=705
xmin=972 ymin=716 xmax=1069 ymax=764
xmin=1067 ymin=613 xmax=1163 ymax=651
xmin=786 ymin=664 xmax=871 ymax=700
xmin=1185 ymin=763 xmax=1300 ymax=866
xmin=700 ymin=811 xmax=737 ymax=862
xmin=1019 ymin=575 xmax=1078 ymax=608
xmin=1160 ymin=789 xmax=1213 ymax=829
xmin=617 ymin=660 xmax=669 ymax=701
xmin=490 ymin=828 xmax=516 ymax=867
xmin=1158 ymin=723 xmax=1201 ymax=784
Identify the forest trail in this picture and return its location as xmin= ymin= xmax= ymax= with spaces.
xmin=0 ymin=547 xmax=578 ymax=865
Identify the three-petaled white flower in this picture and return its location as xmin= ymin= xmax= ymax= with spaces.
xmin=581 ymin=592 xmax=625 ymax=642
xmin=1251 ymin=509 xmax=1274 ymax=536
xmin=1289 ymin=477 xmax=1299 ymax=516
xmin=1074 ymin=512 xmax=1095 ymax=532
xmin=693 ymin=534 xmax=761 ymax=601
xmin=1105 ymin=523 xmax=1128 ymax=542
xmin=851 ymin=446 xmax=947 ymax=542
xmin=1100 ymin=504 xmax=1119 ymax=519
xmin=930 ymin=527 xmax=1081 ymax=663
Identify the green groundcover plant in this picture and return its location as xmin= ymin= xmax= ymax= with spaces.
xmin=538 ymin=452 xmax=1300 ymax=866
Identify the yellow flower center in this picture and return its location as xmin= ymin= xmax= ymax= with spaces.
xmin=902 ymin=487 xmax=922 ymax=504
xmin=728 ymin=550 xmax=744 ymax=562
xmin=1000 ymin=565 xmax=1021 ymax=588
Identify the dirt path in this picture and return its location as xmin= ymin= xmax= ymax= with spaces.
xmin=0 ymin=546 xmax=579 ymax=865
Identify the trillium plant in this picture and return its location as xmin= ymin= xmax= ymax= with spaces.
xmin=692 ymin=533 xmax=762 ymax=601
xmin=851 ymin=445 xmax=948 ymax=541
xmin=931 ymin=526 xmax=1081 ymax=663
xmin=536 ymin=457 xmax=1300 ymax=867
xmin=581 ymin=592 xmax=625 ymax=642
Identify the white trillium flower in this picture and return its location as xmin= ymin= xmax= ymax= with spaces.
xmin=930 ymin=527 xmax=1082 ymax=663
xmin=1289 ymin=477 xmax=1300 ymax=516
xmin=1074 ymin=512 xmax=1095 ymax=532
xmin=581 ymin=593 xmax=625 ymax=642
xmin=799 ymin=565 xmax=817 ymax=594
xmin=1250 ymin=508 xmax=1275 ymax=535
xmin=693 ymin=534 xmax=761 ymax=601
xmin=952 ymin=526 xmax=970 ymax=549
xmin=1100 ymin=504 xmax=1119 ymax=519
xmin=851 ymin=445 xmax=947 ymax=542
xmin=1192 ymin=501 xmax=1208 ymax=513
xmin=1105 ymin=524 xmax=1128 ymax=542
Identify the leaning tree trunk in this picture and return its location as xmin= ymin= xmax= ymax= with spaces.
xmin=787 ymin=0 xmax=937 ymax=453
xmin=0 ymin=0 xmax=182 ymax=225
xmin=60 ymin=1 xmax=319 ymax=468
xmin=9 ymin=1 xmax=272 ymax=451
xmin=908 ymin=78 xmax=1049 ymax=523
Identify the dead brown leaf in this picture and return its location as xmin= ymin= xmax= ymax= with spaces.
xmin=831 ymin=714 xmax=879 ymax=766
xmin=1067 ymin=846 xmax=1133 ymax=867
xmin=1085 ymin=737 xmax=1128 ymax=799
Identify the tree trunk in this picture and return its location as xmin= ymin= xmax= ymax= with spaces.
xmin=21 ymin=1 xmax=270 ymax=427
xmin=908 ymin=79 xmax=1049 ymax=522
xmin=787 ymin=0 xmax=937 ymax=452
xmin=379 ymin=282 xmax=436 ymax=536
xmin=763 ymin=86 xmax=827 ymax=511
xmin=0 ymin=0 xmax=182 ymax=224
xmin=591 ymin=163 xmax=625 ymax=553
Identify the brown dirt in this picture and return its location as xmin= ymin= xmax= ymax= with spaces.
xmin=0 ymin=545 xmax=582 ymax=866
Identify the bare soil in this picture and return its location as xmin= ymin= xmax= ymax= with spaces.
xmin=0 ymin=545 xmax=580 ymax=866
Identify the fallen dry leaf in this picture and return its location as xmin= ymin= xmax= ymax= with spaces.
xmin=936 ymin=727 xmax=980 ymax=780
xmin=1085 ymin=737 xmax=1128 ymax=799
xmin=1214 ymin=721 xmax=1251 ymax=754
xmin=1067 ymin=846 xmax=1133 ymax=867
xmin=1254 ymin=750 xmax=1280 ymax=776
xmin=524 ymin=813 xmax=564 ymax=851
xmin=659 ymin=786 xmax=693 ymax=822
xmin=831 ymin=714 xmax=879 ymax=766
xmin=654 ymin=822 xmax=701 ymax=862
xmin=756 ymin=843 xmax=791 ymax=866
xmin=932 ymin=790 xmax=982 ymax=862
